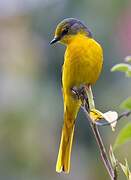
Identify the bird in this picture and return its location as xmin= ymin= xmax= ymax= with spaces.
xmin=50 ymin=18 xmax=103 ymax=173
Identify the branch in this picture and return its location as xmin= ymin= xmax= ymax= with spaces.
xmin=72 ymin=86 xmax=117 ymax=180
xmin=84 ymin=108 xmax=117 ymax=180
xmin=118 ymin=110 xmax=131 ymax=120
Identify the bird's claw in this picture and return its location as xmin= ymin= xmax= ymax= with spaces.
xmin=71 ymin=85 xmax=90 ymax=111
xmin=71 ymin=86 xmax=85 ymax=100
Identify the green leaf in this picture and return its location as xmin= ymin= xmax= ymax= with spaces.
xmin=114 ymin=123 xmax=131 ymax=149
xmin=120 ymin=97 xmax=131 ymax=110
xmin=119 ymin=159 xmax=131 ymax=180
xmin=125 ymin=56 xmax=131 ymax=63
xmin=126 ymin=70 xmax=131 ymax=77
xmin=109 ymin=145 xmax=117 ymax=168
xmin=111 ymin=63 xmax=131 ymax=72
xmin=120 ymin=162 xmax=129 ymax=178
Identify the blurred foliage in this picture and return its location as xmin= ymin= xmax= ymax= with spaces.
xmin=114 ymin=123 xmax=131 ymax=149
xmin=111 ymin=63 xmax=131 ymax=77
xmin=111 ymin=57 xmax=131 ymax=179
xmin=112 ymin=57 xmax=131 ymax=150
xmin=121 ymin=97 xmax=131 ymax=110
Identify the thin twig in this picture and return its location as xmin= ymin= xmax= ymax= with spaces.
xmin=72 ymin=86 xmax=117 ymax=180
xmin=84 ymin=107 xmax=116 ymax=180
xmin=118 ymin=110 xmax=131 ymax=120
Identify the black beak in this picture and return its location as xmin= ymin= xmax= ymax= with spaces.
xmin=50 ymin=36 xmax=60 ymax=45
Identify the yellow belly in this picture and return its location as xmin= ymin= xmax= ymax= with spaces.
xmin=62 ymin=36 xmax=103 ymax=92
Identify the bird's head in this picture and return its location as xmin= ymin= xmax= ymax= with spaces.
xmin=50 ymin=18 xmax=92 ymax=45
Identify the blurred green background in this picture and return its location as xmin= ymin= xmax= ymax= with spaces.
xmin=0 ymin=0 xmax=131 ymax=179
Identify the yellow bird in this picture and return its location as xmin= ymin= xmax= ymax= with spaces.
xmin=50 ymin=18 xmax=103 ymax=173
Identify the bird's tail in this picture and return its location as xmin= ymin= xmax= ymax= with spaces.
xmin=56 ymin=110 xmax=76 ymax=173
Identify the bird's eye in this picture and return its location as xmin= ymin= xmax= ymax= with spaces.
xmin=62 ymin=28 xmax=69 ymax=36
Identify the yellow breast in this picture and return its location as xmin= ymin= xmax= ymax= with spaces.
xmin=62 ymin=34 xmax=103 ymax=91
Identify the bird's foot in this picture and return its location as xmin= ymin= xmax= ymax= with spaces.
xmin=71 ymin=85 xmax=90 ymax=111
xmin=71 ymin=86 xmax=85 ymax=100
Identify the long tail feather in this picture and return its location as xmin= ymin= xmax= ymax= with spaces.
xmin=56 ymin=112 xmax=75 ymax=173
